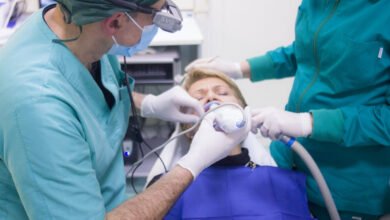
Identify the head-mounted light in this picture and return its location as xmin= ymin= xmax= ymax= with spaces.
xmin=108 ymin=0 xmax=183 ymax=33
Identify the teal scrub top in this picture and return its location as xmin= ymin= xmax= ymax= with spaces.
xmin=0 ymin=6 xmax=132 ymax=220
xmin=247 ymin=0 xmax=390 ymax=215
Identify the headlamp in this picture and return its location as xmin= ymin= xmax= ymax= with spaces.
xmin=108 ymin=0 xmax=183 ymax=33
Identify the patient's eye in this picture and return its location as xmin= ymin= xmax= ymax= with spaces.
xmin=214 ymin=86 xmax=230 ymax=96
xmin=192 ymin=92 xmax=205 ymax=100
xmin=194 ymin=95 xmax=204 ymax=101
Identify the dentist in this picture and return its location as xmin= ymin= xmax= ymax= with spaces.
xmin=0 ymin=0 xmax=251 ymax=219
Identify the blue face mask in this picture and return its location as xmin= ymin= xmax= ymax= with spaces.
xmin=108 ymin=13 xmax=158 ymax=57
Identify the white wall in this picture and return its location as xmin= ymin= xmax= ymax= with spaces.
xmin=192 ymin=0 xmax=302 ymax=109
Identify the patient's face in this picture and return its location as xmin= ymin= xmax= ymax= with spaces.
xmin=188 ymin=77 xmax=243 ymax=108
xmin=184 ymin=77 xmax=243 ymax=155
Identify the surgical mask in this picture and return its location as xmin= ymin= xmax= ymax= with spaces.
xmin=108 ymin=13 xmax=158 ymax=57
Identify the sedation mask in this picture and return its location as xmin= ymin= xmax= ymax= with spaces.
xmin=107 ymin=0 xmax=182 ymax=33
xmin=204 ymin=101 xmax=246 ymax=134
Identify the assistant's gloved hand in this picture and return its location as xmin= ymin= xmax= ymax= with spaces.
xmin=141 ymin=86 xmax=204 ymax=123
xmin=178 ymin=107 xmax=251 ymax=178
xmin=185 ymin=57 xmax=243 ymax=79
xmin=251 ymin=107 xmax=312 ymax=140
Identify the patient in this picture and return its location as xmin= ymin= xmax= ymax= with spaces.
xmin=150 ymin=69 xmax=314 ymax=219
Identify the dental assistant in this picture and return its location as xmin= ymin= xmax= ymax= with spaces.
xmin=0 ymin=0 xmax=251 ymax=219
xmin=186 ymin=0 xmax=390 ymax=219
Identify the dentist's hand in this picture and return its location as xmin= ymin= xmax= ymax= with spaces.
xmin=178 ymin=107 xmax=251 ymax=178
xmin=141 ymin=86 xmax=204 ymax=123
xmin=185 ymin=57 xmax=243 ymax=79
xmin=251 ymin=107 xmax=312 ymax=140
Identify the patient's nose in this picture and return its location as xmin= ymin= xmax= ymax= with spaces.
xmin=205 ymin=92 xmax=220 ymax=104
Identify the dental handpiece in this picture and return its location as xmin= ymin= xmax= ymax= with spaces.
xmin=204 ymin=101 xmax=246 ymax=133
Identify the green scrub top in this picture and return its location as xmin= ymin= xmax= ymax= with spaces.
xmin=0 ymin=6 xmax=132 ymax=220
xmin=248 ymin=0 xmax=390 ymax=215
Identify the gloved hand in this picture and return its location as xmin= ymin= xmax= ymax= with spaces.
xmin=251 ymin=107 xmax=312 ymax=140
xmin=141 ymin=86 xmax=204 ymax=123
xmin=185 ymin=57 xmax=243 ymax=79
xmin=177 ymin=107 xmax=251 ymax=178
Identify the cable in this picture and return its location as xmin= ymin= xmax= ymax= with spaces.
xmin=128 ymin=140 xmax=169 ymax=195
xmin=130 ymin=165 xmax=140 ymax=194
xmin=142 ymin=140 xmax=168 ymax=173
xmin=280 ymin=136 xmax=341 ymax=220
xmin=122 ymin=56 xmax=168 ymax=194
xmin=130 ymin=141 xmax=143 ymax=194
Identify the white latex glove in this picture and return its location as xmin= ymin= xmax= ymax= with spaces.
xmin=141 ymin=86 xmax=204 ymax=123
xmin=251 ymin=107 xmax=312 ymax=140
xmin=185 ymin=57 xmax=243 ymax=79
xmin=177 ymin=107 xmax=252 ymax=178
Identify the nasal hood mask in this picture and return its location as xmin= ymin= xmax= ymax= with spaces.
xmin=204 ymin=101 xmax=246 ymax=134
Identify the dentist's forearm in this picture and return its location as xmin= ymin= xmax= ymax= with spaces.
xmin=106 ymin=166 xmax=193 ymax=220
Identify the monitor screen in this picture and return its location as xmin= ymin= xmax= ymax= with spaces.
xmin=40 ymin=0 xmax=56 ymax=8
